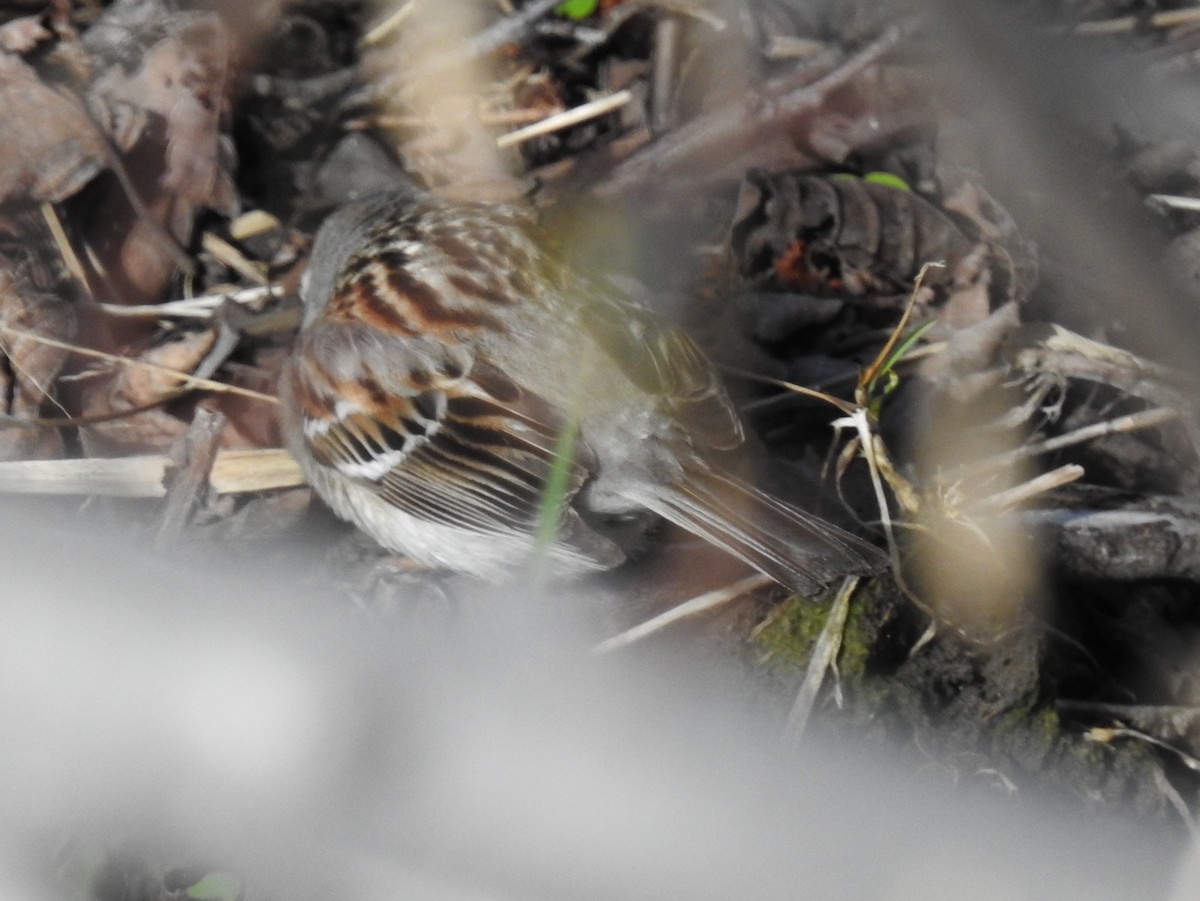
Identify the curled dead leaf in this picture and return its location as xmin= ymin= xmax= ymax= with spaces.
xmin=0 ymin=53 xmax=108 ymax=205
xmin=78 ymin=327 xmax=216 ymax=455
xmin=83 ymin=10 xmax=238 ymax=303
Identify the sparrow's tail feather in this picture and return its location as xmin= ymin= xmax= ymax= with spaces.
xmin=631 ymin=463 xmax=886 ymax=595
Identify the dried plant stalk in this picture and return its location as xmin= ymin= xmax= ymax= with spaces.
xmin=0 ymin=448 xmax=304 ymax=497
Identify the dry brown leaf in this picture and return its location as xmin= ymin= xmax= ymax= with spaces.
xmin=0 ymin=53 xmax=108 ymax=204
xmin=85 ymin=11 xmax=237 ymax=303
xmin=202 ymin=352 xmax=282 ymax=450
xmin=78 ymin=327 xmax=216 ymax=455
xmin=0 ymin=15 xmax=52 ymax=54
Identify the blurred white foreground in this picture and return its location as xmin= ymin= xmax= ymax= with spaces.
xmin=0 ymin=502 xmax=1190 ymax=901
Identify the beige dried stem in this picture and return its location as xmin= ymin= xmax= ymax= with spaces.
xmin=98 ymin=285 xmax=281 ymax=321
xmin=1070 ymin=7 xmax=1200 ymax=35
xmin=360 ymin=0 xmax=418 ymax=48
xmin=0 ymin=448 xmax=303 ymax=498
xmin=592 ymin=574 xmax=771 ymax=654
xmin=782 ymin=575 xmax=860 ymax=747
xmin=40 ymin=203 xmax=90 ymax=295
xmin=495 ymin=90 xmax=634 ymax=149
xmin=0 ymin=324 xmax=277 ymax=405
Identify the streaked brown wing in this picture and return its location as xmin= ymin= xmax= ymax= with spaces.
xmin=374 ymin=382 xmax=592 ymax=535
xmin=287 ymin=325 xmax=598 ymax=541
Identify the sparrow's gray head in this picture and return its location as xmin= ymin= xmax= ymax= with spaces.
xmin=299 ymin=188 xmax=424 ymax=327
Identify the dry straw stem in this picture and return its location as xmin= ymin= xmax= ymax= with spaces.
xmin=228 ymin=210 xmax=282 ymax=240
xmin=200 ymin=232 xmax=269 ymax=285
xmin=1148 ymin=193 xmax=1200 ymax=213
xmin=496 ymin=90 xmax=633 ymax=148
xmin=0 ymin=448 xmax=304 ymax=497
xmin=783 ymin=575 xmax=859 ymax=748
xmin=599 ymin=25 xmax=904 ymax=196
xmin=360 ymin=0 xmax=417 ymax=48
xmin=951 ymin=407 xmax=1179 ymax=481
xmin=1071 ymin=7 xmax=1200 ymax=35
xmin=973 ymin=463 xmax=1085 ymax=512
xmin=1088 ymin=727 xmax=1200 ymax=776
xmin=592 ymin=573 xmax=771 ymax=654
xmin=41 ymin=203 xmax=91 ymax=292
xmin=98 ymin=284 xmax=282 ymax=320
xmin=1060 ymin=699 xmax=1200 ymax=743
xmin=0 ymin=324 xmax=278 ymax=404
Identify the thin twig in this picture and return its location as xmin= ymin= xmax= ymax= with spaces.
xmin=0 ymin=321 xmax=74 ymax=422
xmin=953 ymin=407 xmax=1179 ymax=479
xmin=98 ymin=285 xmax=282 ymax=319
xmin=41 ymin=203 xmax=90 ymax=294
xmin=592 ymin=574 xmax=770 ymax=654
xmin=154 ymin=408 xmax=225 ymax=548
xmin=763 ymin=35 xmax=828 ymax=60
xmin=361 ymin=0 xmax=418 ymax=47
xmin=0 ymin=389 xmax=192 ymax=428
xmin=1148 ymin=193 xmax=1200 ymax=212
xmin=830 ymin=265 xmax=939 ymax=565
xmin=598 ymin=25 xmax=904 ymax=196
xmin=720 ymin=365 xmax=856 ymax=414
xmin=858 ymin=262 xmax=941 ymax=393
xmin=1089 ymin=727 xmax=1200 ymax=773
xmin=496 ymin=90 xmax=633 ymax=148
xmin=975 ymin=464 xmax=1085 ymax=512
xmin=1059 ymin=699 xmax=1200 ymax=738
xmin=0 ymin=325 xmax=278 ymax=404
xmin=1071 ymin=7 xmax=1200 ymax=35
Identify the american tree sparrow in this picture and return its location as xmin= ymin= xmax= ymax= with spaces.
xmin=279 ymin=188 xmax=883 ymax=591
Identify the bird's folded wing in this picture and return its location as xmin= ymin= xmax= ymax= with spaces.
xmin=574 ymin=282 xmax=744 ymax=451
xmin=285 ymin=327 xmax=597 ymax=540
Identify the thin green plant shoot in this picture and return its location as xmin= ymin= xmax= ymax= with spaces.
xmin=531 ymin=359 xmax=589 ymax=576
